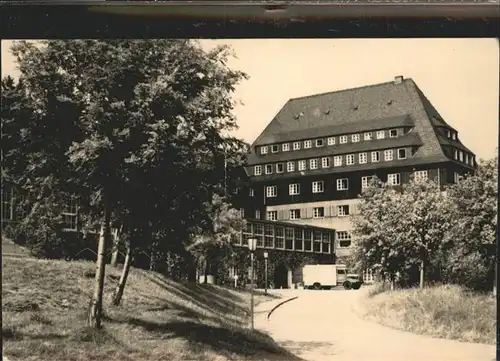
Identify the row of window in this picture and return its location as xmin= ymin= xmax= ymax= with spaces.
xmin=254 ymin=148 xmax=409 ymax=176
xmin=240 ymin=223 xmax=333 ymax=253
xmin=263 ymin=170 xmax=429 ymax=198
xmin=453 ymin=148 xmax=474 ymax=166
xmin=265 ymin=203 xmax=354 ymax=222
xmin=259 ymin=129 xmax=401 ymax=155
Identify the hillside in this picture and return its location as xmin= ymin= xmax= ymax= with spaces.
xmin=359 ymin=284 xmax=496 ymax=345
xmin=2 ymin=256 xmax=299 ymax=361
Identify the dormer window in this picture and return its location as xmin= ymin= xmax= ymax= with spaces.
xmin=304 ymin=140 xmax=312 ymax=149
xmin=452 ymin=132 xmax=457 ymax=140
xmin=446 ymin=130 xmax=451 ymax=138
xmin=376 ymin=131 xmax=385 ymax=139
xmin=327 ymin=137 xmax=335 ymax=145
xmin=339 ymin=135 xmax=348 ymax=144
xmin=352 ymin=134 xmax=360 ymax=143
xmin=293 ymin=142 xmax=301 ymax=150
xmin=459 ymin=151 xmax=464 ymax=162
xmin=282 ymin=143 xmax=290 ymax=152
xmin=265 ymin=164 xmax=273 ymax=174
xmin=316 ymin=139 xmax=324 ymax=147
xmin=271 ymin=145 xmax=279 ymax=153
xmin=454 ymin=149 xmax=458 ymax=160
xmin=364 ymin=132 xmax=372 ymax=141
xmin=398 ymin=149 xmax=407 ymax=159
xmin=276 ymin=163 xmax=284 ymax=173
xmin=465 ymin=154 xmax=469 ymax=165
xmin=261 ymin=146 xmax=268 ymax=155
xmin=389 ymin=129 xmax=398 ymax=138
xmin=254 ymin=165 xmax=262 ymax=176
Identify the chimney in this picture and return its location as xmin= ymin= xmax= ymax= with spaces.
xmin=394 ymin=75 xmax=404 ymax=84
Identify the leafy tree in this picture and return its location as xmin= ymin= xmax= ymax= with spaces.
xmin=3 ymin=40 xmax=247 ymax=327
xmin=352 ymin=177 xmax=452 ymax=288
xmin=443 ymin=157 xmax=498 ymax=291
xmin=187 ymin=193 xmax=246 ymax=284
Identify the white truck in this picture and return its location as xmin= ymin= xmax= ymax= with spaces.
xmin=302 ymin=264 xmax=363 ymax=290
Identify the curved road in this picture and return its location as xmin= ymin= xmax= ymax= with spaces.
xmin=257 ymin=289 xmax=496 ymax=361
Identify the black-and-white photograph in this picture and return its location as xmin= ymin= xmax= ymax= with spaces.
xmin=1 ymin=38 xmax=498 ymax=361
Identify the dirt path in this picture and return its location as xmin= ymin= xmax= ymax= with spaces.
xmin=256 ymin=288 xmax=496 ymax=361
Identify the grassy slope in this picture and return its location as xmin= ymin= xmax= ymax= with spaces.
xmin=360 ymin=284 xmax=496 ymax=345
xmin=2 ymin=257 xmax=299 ymax=361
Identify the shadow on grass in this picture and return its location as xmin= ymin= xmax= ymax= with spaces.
xmin=142 ymin=273 xmax=279 ymax=323
xmin=124 ymin=317 xmax=305 ymax=360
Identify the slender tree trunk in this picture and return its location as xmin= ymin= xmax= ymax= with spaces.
xmin=88 ymin=201 xmax=111 ymax=329
xmin=112 ymin=239 xmax=132 ymax=306
xmin=493 ymin=259 xmax=497 ymax=296
xmin=419 ymin=259 xmax=425 ymax=289
xmin=110 ymin=225 xmax=122 ymax=267
xmin=204 ymin=257 xmax=209 ymax=284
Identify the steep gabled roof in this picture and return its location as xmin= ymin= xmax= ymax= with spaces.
xmin=249 ymin=77 xmax=470 ymax=166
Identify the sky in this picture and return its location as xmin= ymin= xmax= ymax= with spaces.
xmin=2 ymin=39 xmax=498 ymax=160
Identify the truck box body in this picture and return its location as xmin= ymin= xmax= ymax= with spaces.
xmin=303 ymin=264 xmax=338 ymax=288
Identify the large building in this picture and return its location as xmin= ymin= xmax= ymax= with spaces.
xmin=240 ymin=75 xmax=476 ymax=279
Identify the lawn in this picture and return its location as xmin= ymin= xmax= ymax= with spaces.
xmin=2 ymin=257 xmax=299 ymax=361
xmin=359 ymin=283 xmax=496 ymax=345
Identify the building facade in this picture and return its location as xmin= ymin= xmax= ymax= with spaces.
xmin=240 ymin=76 xmax=476 ymax=278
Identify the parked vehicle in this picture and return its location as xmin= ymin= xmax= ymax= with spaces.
xmin=302 ymin=264 xmax=363 ymax=290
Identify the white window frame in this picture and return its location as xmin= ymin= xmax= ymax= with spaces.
xmin=289 ymin=183 xmax=300 ymax=195
xmin=312 ymin=181 xmax=324 ymax=194
xmin=414 ymin=170 xmax=428 ymax=182
xmin=447 ymin=130 xmax=451 ymax=138
xmin=267 ymin=211 xmax=278 ymax=221
xmin=304 ymin=140 xmax=312 ymax=149
xmin=298 ymin=160 xmax=306 ymax=171
xmin=454 ymin=149 xmax=458 ymax=160
xmin=337 ymin=231 xmax=352 ymax=248
xmin=293 ymin=141 xmax=301 ymax=150
xmin=310 ymin=159 xmax=319 ymax=170
xmin=459 ymin=150 xmax=464 ymax=162
xmin=261 ymin=146 xmax=268 ymax=154
xmin=384 ymin=149 xmax=394 ymax=161
xmin=316 ymin=139 xmax=324 ymax=147
xmin=265 ymin=164 xmax=273 ymax=174
xmin=255 ymin=210 xmax=261 ymax=219
xmin=371 ymin=151 xmax=380 ymax=163
xmin=452 ymin=132 xmax=457 ymax=140
xmin=359 ymin=153 xmax=367 ymax=164
xmin=351 ymin=134 xmax=360 ymax=143
xmin=287 ymin=161 xmax=295 ymax=172
xmin=322 ymin=157 xmax=330 ymax=168
xmin=397 ymin=148 xmax=407 ymax=160
xmin=346 ymin=154 xmax=355 ymax=165
xmin=387 ymin=173 xmax=401 ymax=186
xmin=389 ymin=129 xmax=398 ymax=138
xmin=290 ymin=209 xmax=301 ymax=220
xmin=254 ymin=165 xmax=262 ymax=175
xmin=361 ymin=176 xmax=374 ymax=189
xmin=282 ymin=143 xmax=290 ymax=152
xmin=276 ymin=163 xmax=284 ymax=173
xmin=464 ymin=154 xmax=469 ymax=165
xmin=337 ymin=205 xmax=350 ymax=217
xmin=313 ymin=207 xmax=325 ymax=219
xmin=376 ymin=131 xmax=385 ymax=139
xmin=271 ymin=145 xmax=279 ymax=153
xmin=336 ymin=178 xmax=348 ymax=191
xmin=364 ymin=132 xmax=372 ymax=141
xmin=249 ymin=188 xmax=255 ymax=197
xmin=334 ymin=156 xmax=342 ymax=167
xmin=327 ymin=137 xmax=336 ymax=145
xmin=339 ymin=135 xmax=348 ymax=144
xmin=454 ymin=172 xmax=460 ymax=183
xmin=266 ymin=186 xmax=277 ymax=198
xmin=240 ymin=208 xmax=245 ymax=218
